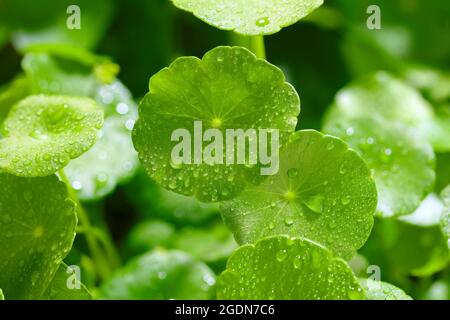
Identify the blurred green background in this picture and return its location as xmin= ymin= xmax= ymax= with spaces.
xmin=0 ymin=0 xmax=449 ymax=300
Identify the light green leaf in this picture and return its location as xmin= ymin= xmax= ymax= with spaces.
xmin=221 ymin=130 xmax=376 ymax=259
xmin=99 ymin=250 xmax=216 ymax=300
xmin=41 ymin=263 xmax=92 ymax=300
xmin=0 ymin=288 xmax=4 ymax=300
xmin=323 ymin=99 xmax=435 ymax=218
xmin=359 ymin=279 xmax=412 ymax=300
xmin=216 ymin=235 xmax=364 ymax=300
xmin=399 ymin=193 xmax=443 ymax=227
xmin=0 ymin=95 xmax=103 ymax=177
xmin=441 ymin=185 xmax=450 ymax=250
xmin=23 ymin=53 xmax=139 ymax=200
xmin=132 ymin=46 xmax=300 ymax=202
xmin=170 ymin=0 xmax=323 ymax=35
xmin=172 ymin=222 xmax=238 ymax=263
xmin=0 ymin=174 xmax=76 ymax=299
xmin=326 ymin=72 xmax=445 ymax=152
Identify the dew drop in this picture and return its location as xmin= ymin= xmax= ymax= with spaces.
xmin=255 ymin=17 xmax=270 ymax=27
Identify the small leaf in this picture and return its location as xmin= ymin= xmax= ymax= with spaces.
xmin=40 ymin=263 xmax=92 ymax=300
xmin=23 ymin=53 xmax=139 ymax=200
xmin=170 ymin=0 xmax=323 ymax=35
xmin=440 ymin=185 xmax=450 ymax=251
xmin=0 ymin=95 xmax=103 ymax=177
xmin=99 ymin=250 xmax=216 ymax=300
xmin=324 ymin=99 xmax=435 ymax=218
xmin=216 ymin=235 xmax=364 ymax=300
xmin=0 ymin=288 xmax=4 ymax=300
xmin=0 ymin=173 xmax=77 ymax=299
xmin=221 ymin=130 xmax=376 ymax=259
xmin=133 ymin=46 xmax=300 ymax=202
xmin=359 ymin=279 xmax=412 ymax=300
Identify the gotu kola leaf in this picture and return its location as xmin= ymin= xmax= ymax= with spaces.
xmin=441 ymin=185 xmax=450 ymax=250
xmin=0 ymin=95 xmax=103 ymax=177
xmin=216 ymin=235 xmax=365 ymax=300
xmin=99 ymin=250 xmax=216 ymax=300
xmin=221 ymin=130 xmax=377 ymax=260
xmin=170 ymin=0 xmax=323 ymax=35
xmin=41 ymin=263 xmax=92 ymax=300
xmin=22 ymin=52 xmax=139 ymax=200
xmin=323 ymin=114 xmax=435 ymax=218
xmin=132 ymin=46 xmax=300 ymax=202
xmin=0 ymin=174 xmax=77 ymax=299
xmin=359 ymin=279 xmax=412 ymax=300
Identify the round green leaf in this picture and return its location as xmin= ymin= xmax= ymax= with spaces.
xmin=359 ymin=279 xmax=412 ymax=300
xmin=0 ymin=174 xmax=77 ymax=299
xmin=99 ymin=250 xmax=216 ymax=300
xmin=441 ymin=185 xmax=450 ymax=250
xmin=329 ymin=71 xmax=446 ymax=152
xmin=324 ymin=114 xmax=435 ymax=218
xmin=23 ymin=53 xmax=139 ymax=200
xmin=40 ymin=263 xmax=92 ymax=300
xmin=221 ymin=130 xmax=376 ymax=259
xmin=216 ymin=235 xmax=364 ymax=300
xmin=0 ymin=95 xmax=103 ymax=177
xmin=170 ymin=0 xmax=323 ymax=35
xmin=132 ymin=46 xmax=300 ymax=202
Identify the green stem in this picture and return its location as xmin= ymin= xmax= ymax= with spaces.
xmin=250 ymin=35 xmax=266 ymax=59
xmin=59 ymin=170 xmax=113 ymax=281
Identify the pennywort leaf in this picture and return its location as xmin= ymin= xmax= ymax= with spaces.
xmin=41 ymin=263 xmax=92 ymax=300
xmin=99 ymin=250 xmax=216 ymax=300
xmin=441 ymin=185 xmax=450 ymax=250
xmin=170 ymin=0 xmax=323 ymax=35
xmin=0 ymin=174 xmax=77 ymax=299
xmin=324 ymin=115 xmax=435 ymax=218
xmin=132 ymin=46 xmax=300 ymax=202
xmin=221 ymin=130 xmax=376 ymax=259
xmin=359 ymin=279 xmax=412 ymax=300
xmin=0 ymin=95 xmax=103 ymax=177
xmin=216 ymin=235 xmax=364 ymax=300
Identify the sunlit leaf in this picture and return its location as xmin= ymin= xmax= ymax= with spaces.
xmin=441 ymin=185 xmax=450 ymax=251
xmin=221 ymin=130 xmax=376 ymax=259
xmin=40 ymin=263 xmax=92 ymax=300
xmin=99 ymin=250 xmax=216 ymax=300
xmin=170 ymin=0 xmax=323 ymax=35
xmin=0 ymin=95 xmax=103 ymax=177
xmin=133 ymin=46 xmax=300 ymax=202
xmin=217 ymin=235 xmax=364 ymax=299
xmin=359 ymin=279 xmax=412 ymax=300
xmin=0 ymin=174 xmax=76 ymax=299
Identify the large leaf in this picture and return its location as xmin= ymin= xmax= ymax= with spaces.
xmin=324 ymin=115 xmax=435 ymax=218
xmin=441 ymin=185 xmax=450 ymax=250
xmin=359 ymin=279 xmax=412 ymax=300
xmin=132 ymin=46 xmax=300 ymax=202
xmin=0 ymin=95 xmax=103 ymax=177
xmin=221 ymin=130 xmax=376 ymax=259
xmin=40 ymin=263 xmax=92 ymax=300
xmin=216 ymin=235 xmax=364 ymax=300
xmin=99 ymin=250 xmax=216 ymax=300
xmin=22 ymin=53 xmax=139 ymax=199
xmin=170 ymin=0 xmax=323 ymax=35
xmin=0 ymin=174 xmax=76 ymax=299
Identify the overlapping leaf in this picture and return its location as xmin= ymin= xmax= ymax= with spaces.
xmin=40 ymin=263 xmax=92 ymax=300
xmin=132 ymin=46 xmax=300 ymax=202
xmin=0 ymin=174 xmax=76 ymax=299
xmin=221 ymin=130 xmax=376 ymax=259
xmin=170 ymin=0 xmax=323 ymax=35
xmin=216 ymin=235 xmax=364 ymax=299
xmin=359 ymin=279 xmax=412 ymax=300
xmin=0 ymin=95 xmax=103 ymax=177
xmin=441 ymin=185 xmax=450 ymax=250
xmin=23 ymin=52 xmax=139 ymax=200
xmin=99 ymin=250 xmax=216 ymax=300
